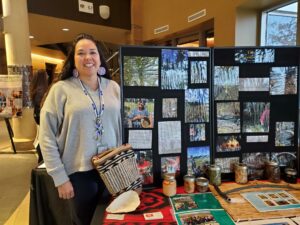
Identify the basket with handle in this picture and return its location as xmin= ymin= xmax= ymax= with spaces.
xmin=91 ymin=144 xmax=142 ymax=197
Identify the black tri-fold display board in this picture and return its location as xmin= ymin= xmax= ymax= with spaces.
xmin=120 ymin=46 xmax=299 ymax=188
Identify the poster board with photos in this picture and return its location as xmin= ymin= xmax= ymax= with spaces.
xmin=120 ymin=46 xmax=212 ymax=188
xmin=212 ymin=47 xmax=299 ymax=180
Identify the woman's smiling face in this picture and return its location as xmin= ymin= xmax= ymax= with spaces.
xmin=74 ymin=39 xmax=101 ymax=78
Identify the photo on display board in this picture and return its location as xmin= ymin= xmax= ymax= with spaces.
xmin=239 ymin=78 xmax=270 ymax=92
xmin=275 ymin=122 xmax=295 ymax=146
xmin=234 ymin=48 xmax=275 ymax=63
xmin=189 ymin=123 xmax=205 ymax=142
xmin=124 ymin=98 xmax=155 ymax=129
xmin=190 ymin=61 xmax=208 ymax=84
xmin=162 ymin=98 xmax=178 ymax=118
xmin=216 ymin=135 xmax=241 ymax=152
xmin=246 ymin=135 xmax=269 ymax=143
xmin=270 ymin=66 xmax=298 ymax=95
xmin=128 ymin=130 xmax=152 ymax=149
xmin=161 ymin=156 xmax=180 ymax=178
xmin=135 ymin=150 xmax=154 ymax=185
xmin=161 ymin=49 xmax=188 ymax=90
xmin=123 ymin=56 xmax=159 ymax=87
xmin=271 ymin=152 xmax=296 ymax=168
xmin=158 ymin=121 xmax=181 ymax=154
xmin=214 ymin=66 xmax=239 ymax=100
xmin=242 ymin=152 xmax=270 ymax=180
xmin=216 ymin=102 xmax=240 ymax=134
xmin=242 ymin=102 xmax=270 ymax=133
xmin=215 ymin=157 xmax=239 ymax=173
xmin=187 ymin=146 xmax=210 ymax=177
xmin=185 ymin=88 xmax=209 ymax=123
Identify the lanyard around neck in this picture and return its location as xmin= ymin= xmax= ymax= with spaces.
xmin=78 ymin=76 xmax=105 ymax=141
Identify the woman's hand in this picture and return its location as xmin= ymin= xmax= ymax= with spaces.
xmin=57 ymin=181 xmax=74 ymax=199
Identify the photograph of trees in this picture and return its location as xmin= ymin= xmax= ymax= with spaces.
xmin=161 ymin=49 xmax=188 ymax=89
xmin=187 ymin=146 xmax=210 ymax=177
xmin=123 ymin=56 xmax=159 ymax=86
xmin=185 ymin=88 xmax=209 ymax=123
xmin=275 ymin=122 xmax=295 ymax=146
xmin=214 ymin=66 xmax=239 ymax=100
xmin=190 ymin=61 xmax=207 ymax=84
xmin=216 ymin=102 xmax=240 ymax=134
xmin=270 ymin=66 xmax=298 ymax=95
xmin=239 ymin=78 xmax=270 ymax=92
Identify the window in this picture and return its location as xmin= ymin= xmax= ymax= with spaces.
xmin=261 ymin=1 xmax=298 ymax=46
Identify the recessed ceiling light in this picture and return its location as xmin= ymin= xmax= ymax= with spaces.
xmin=29 ymin=35 xmax=34 ymax=39
xmin=62 ymin=28 xmax=70 ymax=31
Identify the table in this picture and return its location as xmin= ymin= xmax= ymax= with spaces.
xmin=29 ymin=167 xmax=108 ymax=225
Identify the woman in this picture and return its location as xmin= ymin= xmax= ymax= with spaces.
xmin=30 ymin=69 xmax=48 ymax=163
xmin=39 ymin=33 xmax=122 ymax=225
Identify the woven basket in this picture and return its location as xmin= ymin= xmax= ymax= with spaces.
xmin=91 ymin=144 xmax=142 ymax=197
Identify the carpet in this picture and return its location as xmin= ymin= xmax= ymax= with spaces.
xmin=0 ymin=152 xmax=37 ymax=224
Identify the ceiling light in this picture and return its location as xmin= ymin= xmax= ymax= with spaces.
xmin=62 ymin=28 xmax=70 ymax=31
xmin=29 ymin=35 xmax=34 ymax=39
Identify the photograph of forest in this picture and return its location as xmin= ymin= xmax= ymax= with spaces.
xmin=190 ymin=61 xmax=207 ymax=84
xmin=162 ymin=98 xmax=178 ymax=118
xmin=234 ymin=49 xmax=275 ymax=63
xmin=239 ymin=78 xmax=270 ymax=92
xmin=216 ymin=102 xmax=240 ymax=134
xmin=124 ymin=98 xmax=155 ymax=128
xmin=214 ymin=66 xmax=239 ymax=100
xmin=216 ymin=135 xmax=241 ymax=152
xmin=185 ymin=88 xmax=209 ymax=123
xmin=246 ymin=135 xmax=268 ymax=143
xmin=270 ymin=66 xmax=298 ymax=95
xmin=215 ymin=157 xmax=239 ymax=173
xmin=242 ymin=102 xmax=270 ymax=133
xmin=123 ymin=56 xmax=159 ymax=86
xmin=187 ymin=146 xmax=210 ymax=177
xmin=242 ymin=152 xmax=270 ymax=180
xmin=161 ymin=49 xmax=188 ymax=89
xmin=189 ymin=123 xmax=205 ymax=142
xmin=271 ymin=152 xmax=296 ymax=167
xmin=275 ymin=122 xmax=295 ymax=146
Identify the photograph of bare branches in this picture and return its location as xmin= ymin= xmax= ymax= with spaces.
xmin=215 ymin=157 xmax=239 ymax=173
xmin=162 ymin=98 xmax=178 ymax=118
xmin=189 ymin=123 xmax=205 ymax=142
xmin=271 ymin=152 xmax=296 ymax=168
xmin=158 ymin=121 xmax=181 ymax=154
xmin=190 ymin=61 xmax=207 ymax=84
xmin=187 ymin=146 xmax=210 ymax=177
xmin=124 ymin=98 xmax=155 ymax=128
xmin=185 ymin=88 xmax=209 ymax=123
xmin=242 ymin=102 xmax=270 ymax=133
xmin=161 ymin=156 xmax=180 ymax=178
xmin=214 ymin=66 xmax=239 ymax=100
xmin=246 ymin=135 xmax=268 ymax=143
xmin=161 ymin=49 xmax=188 ymax=89
xmin=242 ymin=152 xmax=270 ymax=180
xmin=123 ymin=56 xmax=159 ymax=86
xmin=216 ymin=102 xmax=240 ymax=134
xmin=275 ymin=122 xmax=295 ymax=146
xmin=270 ymin=66 xmax=298 ymax=95
xmin=216 ymin=135 xmax=241 ymax=152
xmin=234 ymin=49 xmax=275 ymax=63
xmin=239 ymin=78 xmax=270 ymax=92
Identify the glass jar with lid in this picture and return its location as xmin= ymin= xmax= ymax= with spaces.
xmin=162 ymin=173 xmax=177 ymax=197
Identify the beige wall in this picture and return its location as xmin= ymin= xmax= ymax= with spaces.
xmin=141 ymin=0 xmax=293 ymax=46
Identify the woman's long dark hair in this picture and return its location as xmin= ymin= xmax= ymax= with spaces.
xmin=60 ymin=33 xmax=111 ymax=80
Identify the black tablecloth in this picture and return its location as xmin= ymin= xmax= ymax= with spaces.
xmin=29 ymin=168 xmax=107 ymax=225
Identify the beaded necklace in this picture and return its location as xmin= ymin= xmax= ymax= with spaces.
xmin=78 ymin=76 xmax=104 ymax=147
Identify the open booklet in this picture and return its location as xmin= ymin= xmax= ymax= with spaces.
xmin=169 ymin=192 xmax=235 ymax=225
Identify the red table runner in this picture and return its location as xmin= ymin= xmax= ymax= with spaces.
xmin=102 ymin=187 xmax=181 ymax=225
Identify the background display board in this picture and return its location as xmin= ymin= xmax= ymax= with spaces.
xmin=120 ymin=46 xmax=212 ymax=188
xmin=120 ymin=46 xmax=299 ymax=187
xmin=213 ymin=47 xmax=299 ymax=180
